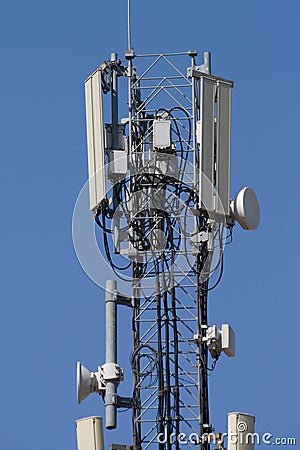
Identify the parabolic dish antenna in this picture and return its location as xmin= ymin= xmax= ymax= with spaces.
xmin=233 ymin=187 xmax=260 ymax=230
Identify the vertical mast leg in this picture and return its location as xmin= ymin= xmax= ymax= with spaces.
xmin=132 ymin=262 xmax=142 ymax=450
xmin=196 ymin=252 xmax=210 ymax=450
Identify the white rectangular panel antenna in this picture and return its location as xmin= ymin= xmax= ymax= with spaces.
xmin=76 ymin=416 xmax=104 ymax=450
xmin=198 ymin=74 xmax=233 ymax=217
xmin=85 ymin=69 xmax=106 ymax=211
xmin=221 ymin=324 xmax=235 ymax=357
xmin=215 ymin=81 xmax=232 ymax=216
xmin=198 ymin=77 xmax=215 ymax=213
xmin=227 ymin=412 xmax=255 ymax=450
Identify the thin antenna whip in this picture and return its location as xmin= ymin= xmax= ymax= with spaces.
xmin=127 ymin=0 xmax=131 ymax=50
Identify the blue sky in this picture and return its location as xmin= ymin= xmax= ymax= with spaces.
xmin=0 ymin=1 xmax=299 ymax=449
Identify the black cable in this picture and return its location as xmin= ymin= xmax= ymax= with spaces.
xmin=131 ymin=261 xmax=142 ymax=449
xmin=200 ymin=254 xmax=224 ymax=292
xmin=102 ymin=214 xmax=131 ymax=271
xmin=207 ymin=356 xmax=219 ymax=374
xmin=196 ymin=249 xmax=210 ymax=449
xmin=161 ymin=255 xmax=171 ymax=450
xmin=155 ymin=260 xmax=165 ymax=448
xmin=130 ymin=344 xmax=158 ymax=377
xmin=170 ymin=251 xmax=180 ymax=450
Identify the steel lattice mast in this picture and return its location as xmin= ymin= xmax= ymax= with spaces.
xmin=126 ymin=52 xmax=214 ymax=450
xmin=75 ymin=44 xmax=260 ymax=450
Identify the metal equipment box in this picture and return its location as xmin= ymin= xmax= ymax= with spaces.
xmin=153 ymin=119 xmax=172 ymax=150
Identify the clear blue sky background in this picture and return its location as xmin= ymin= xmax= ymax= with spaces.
xmin=1 ymin=1 xmax=299 ymax=449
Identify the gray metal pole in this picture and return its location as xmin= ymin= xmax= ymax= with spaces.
xmin=105 ymin=279 xmax=117 ymax=429
xmin=204 ymin=51 xmax=211 ymax=74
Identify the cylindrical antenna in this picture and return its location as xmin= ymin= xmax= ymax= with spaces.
xmin=127 ymin=0 xmax=131 ymax=50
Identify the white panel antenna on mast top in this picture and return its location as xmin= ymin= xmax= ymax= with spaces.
xmin=85 ymin=68 xmax=106 ymax=211
xmin=195 ymin=71 xmax=233 ymax=217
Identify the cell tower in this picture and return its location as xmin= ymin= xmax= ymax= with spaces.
xmin=74 ymin=4 xmax=260 ymax=450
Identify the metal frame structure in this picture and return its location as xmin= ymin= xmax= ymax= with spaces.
xmin=82 ymin=49 xmax=234 ymax=450
xmin=76 ymin=40 xmax=258 ymax=450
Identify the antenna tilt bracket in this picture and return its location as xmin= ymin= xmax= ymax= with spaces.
xmin=100 ymin=363 xmax=124 ymax=384
xmin=192 ymin=64 xmax=210 ymax=75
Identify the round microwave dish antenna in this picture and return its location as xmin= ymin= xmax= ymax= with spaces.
xmin=234 ymin=187 xmax=260 ymax=230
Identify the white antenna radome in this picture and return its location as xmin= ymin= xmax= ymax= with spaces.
xmin=231 ymin=187 xmax=260 ymax=230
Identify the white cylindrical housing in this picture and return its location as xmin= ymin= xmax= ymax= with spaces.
xmin=228 ymin=412 xmax=255 ymax=450
xmin=76 ymin=416 xmax=104 ymax=450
